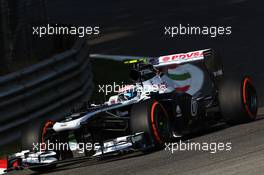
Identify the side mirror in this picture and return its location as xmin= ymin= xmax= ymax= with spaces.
xmin=129 ymin=69 xmax=141 ymax=81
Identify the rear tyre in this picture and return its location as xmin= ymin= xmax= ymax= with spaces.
xmin=218 ymin=76 xmax=258 ymax=124
xmin=130 ymin=99 xmax=172 ymax=150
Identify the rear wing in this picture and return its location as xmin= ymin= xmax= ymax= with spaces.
xmin=154 ymin=49 xmax=209 ymax=67
xmin=155 ymin=49 xmax=224 ymax=82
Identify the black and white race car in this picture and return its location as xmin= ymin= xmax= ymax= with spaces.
xmin=1 ymin=49 xmax=258 ymax=173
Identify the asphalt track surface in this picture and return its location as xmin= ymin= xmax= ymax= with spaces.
xmin=10 ymin=0 xmax=264 ymax=174
xmin=10 ymin=114 xmax=264 ymax=175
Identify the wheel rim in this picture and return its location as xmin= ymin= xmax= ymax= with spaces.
xmin=150 ymin=101 xmax=170 ymax=143
xmin=243 ymin=77 xmax=258 ymax=118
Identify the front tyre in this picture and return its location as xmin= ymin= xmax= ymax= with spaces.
xmin=218 ymin=76 xmax=258 ymax=124
xmin=130 ymin=100 xmax=172 ymax=149
xmin=29 ymin=120 xmax=58 ymax=172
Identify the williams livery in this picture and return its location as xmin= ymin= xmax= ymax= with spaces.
xmin=1 ymin=49 xmax=258 ymax=173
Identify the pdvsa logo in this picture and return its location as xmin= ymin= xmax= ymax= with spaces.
xmin=159 ymin=51 xmax=204 ymax=64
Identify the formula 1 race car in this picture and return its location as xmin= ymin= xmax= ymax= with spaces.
xmin=1 ymin=49 xmax=258 ymax=173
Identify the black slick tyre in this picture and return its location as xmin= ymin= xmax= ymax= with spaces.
xmin=218 ymin=76 xmax=258 ymax=124
xmin=130 ymin=99 xmax=172 ymax=149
